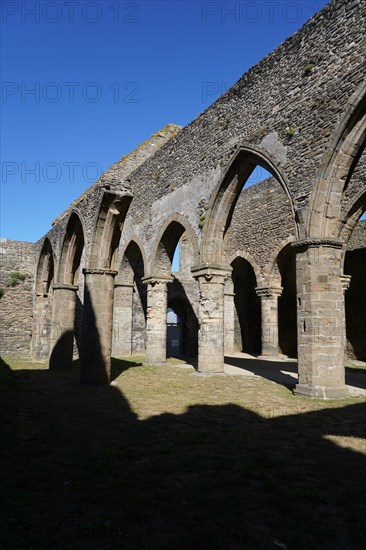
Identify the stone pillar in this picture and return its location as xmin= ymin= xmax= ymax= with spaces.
xmin=143 ymin=276 xmax=172 ymax=365
xmin=112 ymin=282 xmax=134 ymax=357
xmin=49 ymin=283 xmax=78 ymax=369
xmin=224 ymin=278 xmax=236 ymax=354
xmin=255 ymin=286 xmax=283 ymax=357
xmin=192 ymin=266 xmax=231 ymax=373
xmin=293 ymin=239 xmax=347 ymax=398
xmin=80 ymin=268 xmax=117 ymax=385
xmin=341 ymin=274 xmax=351 ymax=362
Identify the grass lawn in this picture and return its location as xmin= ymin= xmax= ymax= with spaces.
xmin=1 ymin=356 xmax=365 ymax=549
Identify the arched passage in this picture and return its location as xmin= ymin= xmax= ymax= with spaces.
xmin=80 ymin=191 xmax=133 ymax=384
xmin=113 ymin=239 xmax=146 ymax=357
xmin=32 ymin=238 xmax=54 ymax=359
xmin=145 ymin=215 xmax=199 ymax=365
xmin=194 ymin=147 xmax=296 ymax=373
xmin=231 ymin=257 xmax=261 ymax=355
xmin=294 ymin=84 xmax=366 ymax=398
xmin=49 ymin=212 xmax=85 ymax=370
xmin=341 ymin=185 xmax=366 ymax=363
xmin=200 ymin=146 xmax=297 ymax=265
xmin=275 ymin=244 xmax=297 ymax=359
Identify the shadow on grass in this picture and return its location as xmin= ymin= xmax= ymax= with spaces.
xmin=224 ymin=354 xmax=297 ymax=390
xmin=1 ymin=361 xmax=365 ymax=549
xmin=110 ymin=357 xmax=143 ymax=381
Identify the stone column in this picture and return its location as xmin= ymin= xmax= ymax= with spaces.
xmin=224 ymin=278 xmax=236 ymax=355
xmin=293 ymin=239 xmax=347 ymax=398
xmin=112 ymin=282 xmax=134 ymax=357
xmin=80 ymin=268 xmax=117 ymax=385
xmin=192 ymin=266 xmax=231 ymax=373
xmin=341 ymin=274 xmax=351 ymax=362
xmin=49 ymin=283 xmax=78 ymax=369
xmin=143 ymin=276 xmax=172 ymax=365
xmin=255 ymin=286 xmax=283 ymax=357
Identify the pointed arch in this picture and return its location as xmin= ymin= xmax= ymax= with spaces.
xmin=201 ymin=145 xmax=297 ymax=265
xmin=339 ymin=188 xmax=366 ymax=246
xmin=32 ymin=238 xmax=55 ymax=359
xmin=90 ymin=190 xmax=133 ymax=270
xmin=308 ymin=81 xmax=366 ymax=238
xmin=265 ymin=236 xmax=296 ymax=286
xmin=150 ymin=213 xmax=199 ymax=276
xmin=58 ymin=211 xmax=85 ymax=285
xmin=35 ymin=237 xmax=55 ymax=296
xmin=117 ymin=236 xmax=147 ymax=284
xmin=226 ymin=250 xmax=263 ymax=287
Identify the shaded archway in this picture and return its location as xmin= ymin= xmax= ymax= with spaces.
xmin=231 ymin=257 xmax=261 ymax=355
xmin=167 ymin=296 xmax=198 ymax=358
xmin=151 ymin=214 xmax=199 ymax=277
xmin=341 ymin=187 xmax=366 ymax=363
xmin=145 ymin=215 xmax=199 ymax=365
xmin=113 ymin=239 xmax=146 ymax=357
xmin=32 ymin=238 xmax=54 ymax=359
xmin=80 ymin=190 xmax=133 ymax=384
xmin=275 ymin=244 xmax=297 ymax=359
xmin=49 ymin=212 xmax=85 ymax=370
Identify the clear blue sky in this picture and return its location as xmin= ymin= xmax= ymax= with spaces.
xmin=1 ymin=0 xmax=331 ymax=242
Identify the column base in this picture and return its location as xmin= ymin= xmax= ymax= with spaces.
xmin=198 ymin=362 xmax=225 ymax=374
xmin=293 ymin=383 xmax=349 ymax=399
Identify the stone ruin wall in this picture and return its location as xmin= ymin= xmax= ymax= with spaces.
xmin=0 ymin=239 xmax=35 ymax=357
xmin=1 ymin=0 xmax=366 ymax=360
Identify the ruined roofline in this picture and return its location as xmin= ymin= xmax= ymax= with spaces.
xmin=51 ymin=123 xmax=182 ymax=226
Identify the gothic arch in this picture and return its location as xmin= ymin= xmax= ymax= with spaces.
xmin=308 ymin=81 xmax=366 ymax=239
xmin=150 ymin=213 xmax=199 ymax=276
xmin=32 ymin=238 xmax=55 ymax=359
xmin=201 ymin=145 xmax=297 ymax=265
xmin=35 ymin=238 xmax=55 ymax=296
xmin=117 ymin=236 xmax=147 ymax=284
xmin=339 ymin=188 xmax=366 ymax=247
xmin=58 ymin=211 xmax=85 ymax=285
xmin=90 ymin=190 xmax=133 ymax=270
xmin=226 ymin=251 xmax=263 ymax=287
xmin=265 ymin=236 xmax=296 ymax=286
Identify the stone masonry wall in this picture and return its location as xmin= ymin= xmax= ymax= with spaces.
xmin=0 ymin=239 xmax=35 ymax=357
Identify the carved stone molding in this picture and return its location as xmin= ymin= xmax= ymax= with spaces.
xmin=141 ymin=275 xmax=173 ymax=287
xmin=83 ymin=268 xmax=118 ymax=277
xmin=255 ymin=286 xmax=283 ymax=298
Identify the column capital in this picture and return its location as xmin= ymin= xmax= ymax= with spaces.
xmin=83 ymin=268 xmax=118 ymax=277
xmin=191 ymin=264 xmax=232 ymax=283
xmin=341 ymin=274 xmax=351 ymax=291
xmin=141 ymin=275 xmax=173 ymax=286
xmin=52 ymin=283 xmax=79 ymax=291
xmin=114 ymin=282 xmax=134 ymax=288
xmin=255 ymin=286 xmax=283 ymax=298
xmin=292 ymin=238 xmax=344 ymax=250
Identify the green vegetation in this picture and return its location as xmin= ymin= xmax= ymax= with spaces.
xmin=248 ymin=127 xmax=268 ymax=142
xmin=6 ymin=271 xmax=28 ymax=287
xmin=304 ymin=63 xmax=315 ymax=74
xmin=0 ymin=356 xmax=365 ymax=549
xmin=286 ymin=126 xmax=297 ymax=137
